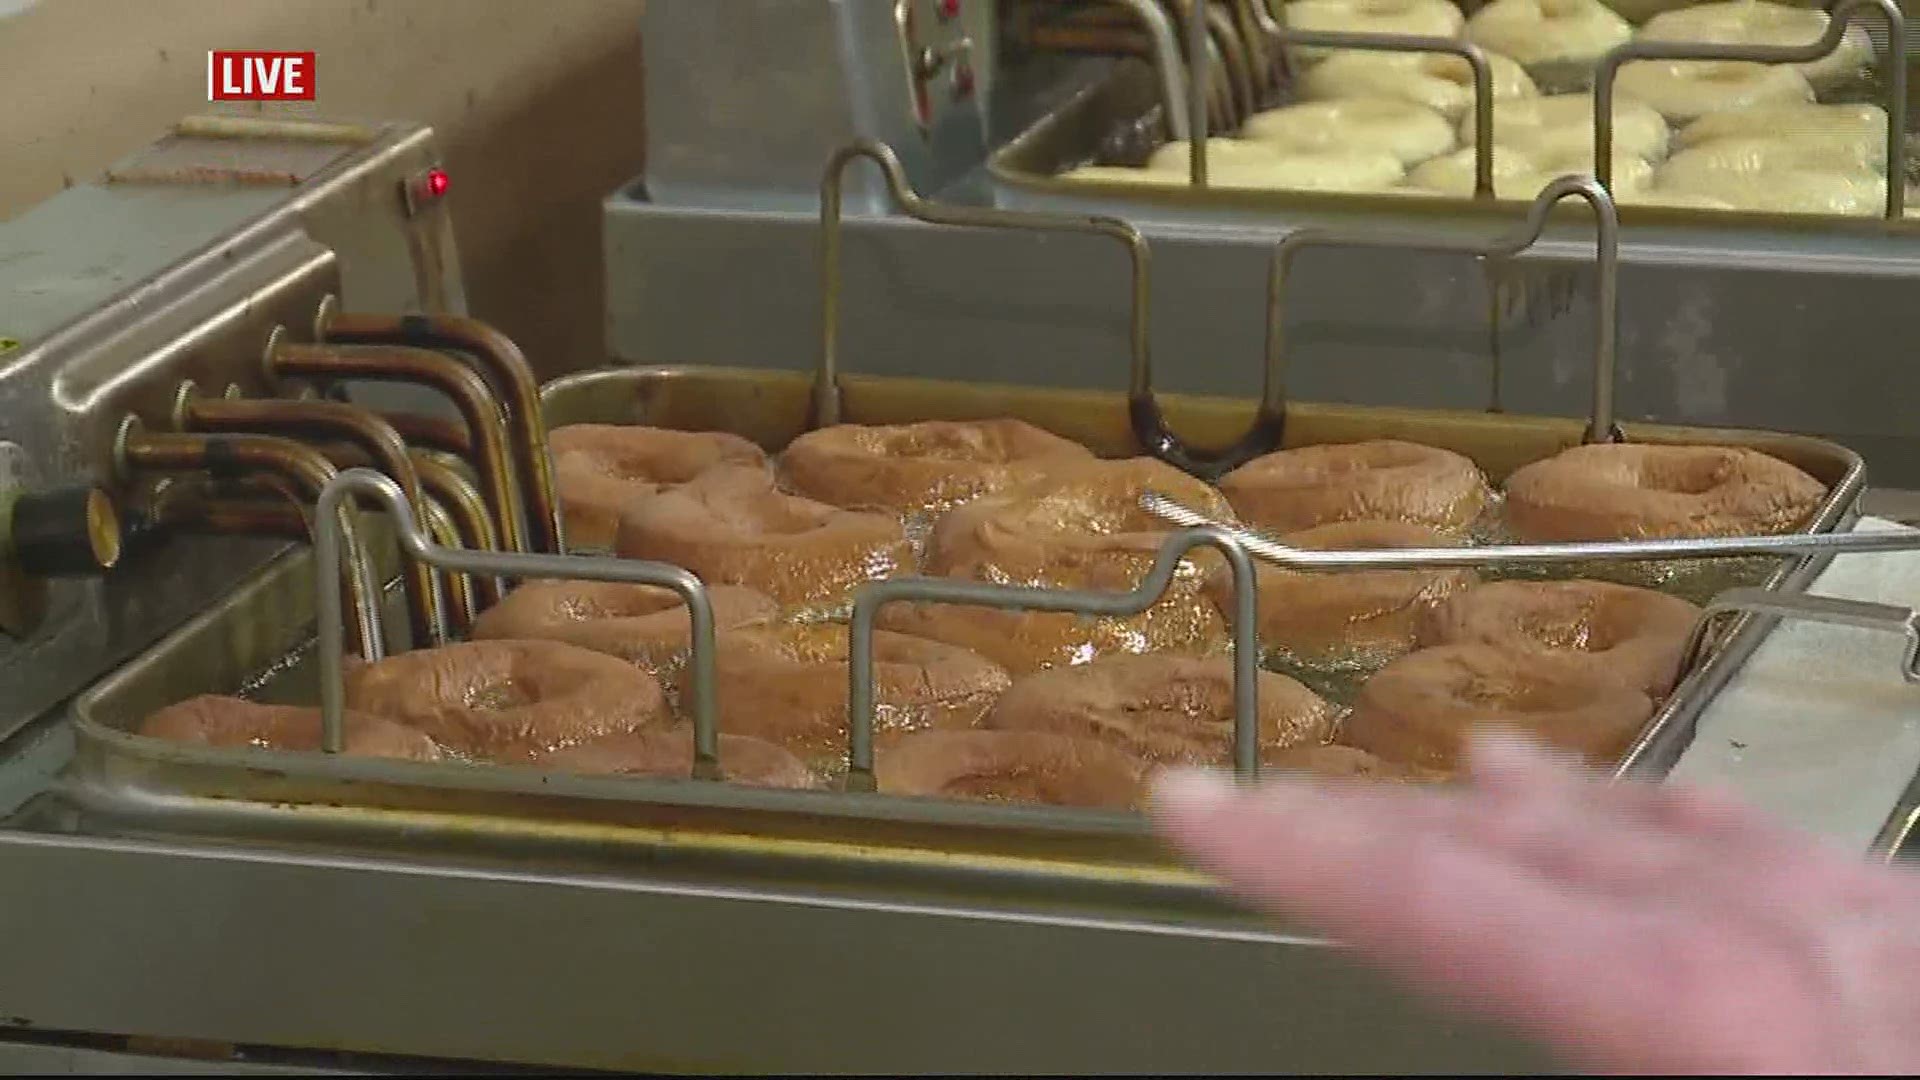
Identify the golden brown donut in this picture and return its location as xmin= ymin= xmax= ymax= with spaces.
xmin=469 ymin=580 xmax=777 ymax=674
xmin=537 ymin=727 xmax=817 ymax=790
xmin=685 ymin=625 xmax=1010 ymax=764
xmin=1218 ymin=440 xmax=1491 ymax=535
xmin=1417 ymin=578 xmax=1701 ymax=697
xmin=875 ymin=729 xmax=1147 ymax=810
xmin=779 ymin=419 xmax=1093 ymax=515
xmin=613 ymin=465 xmax=912 ymax=610
xmin=550 ymin=424 xmax=768 ymax=551
xmin=139 ymin=695 xmax=441 ymax=762
xmin=1503 ymin=443 xmax=1827 ymax=542
xmin=904 ymin=458 xmax=1235 ymax=672
xmin=1344 ymin=643 xmax=1655 ymax=772
xmin=981 ymin=654 xmax=1336 ymax=767
xmin=1208 ymin=520 xmax=1478 ymax=663
xmin=1264 ymin=742 xmax=1446 ymax=782
xmin=344 ymin=639 xmax=671 ymax=763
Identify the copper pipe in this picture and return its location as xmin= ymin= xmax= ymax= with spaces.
xmin=376 ymin=411 xmax=472 ymax=457
xmin=178 ymin=396 xmax=445 ymax=646
xmin=324 ymin=440 xmax=502 ymax=615
xmin=125 ymin=434 xmax=385 ymax=658
xmin=320 ymin=312 xmax=562 ymax=555
xmin=415 ymin=497 xmax=475 ymax=634
xmin=267 ymin=342 xmax=527 ymax=565
xmin=410 ymin=451 xmax=506 ymax=610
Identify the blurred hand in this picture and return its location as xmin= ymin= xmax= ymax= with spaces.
xmin=1151 ymin=734 xmax=1920 ymax=1075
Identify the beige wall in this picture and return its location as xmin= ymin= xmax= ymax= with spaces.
xmin=0 ymin=0 xmax=648 ymax=377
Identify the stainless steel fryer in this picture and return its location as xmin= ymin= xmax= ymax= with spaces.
xmin=616 ymin=1 xmax=1920 ymax=482
xmin=0 ymin=57 xmax=1917 ymax=1076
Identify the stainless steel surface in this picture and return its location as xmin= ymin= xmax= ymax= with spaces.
xmin=1591 ymin=0 xmax=1907 ymax=216
xmin=818 ymin=139 xmax=1150 ymax=426
xmin=847 ymin=525 xmax=1262 ymax=787
xmin=0 ymin=828 xmax=1549 ymax=1072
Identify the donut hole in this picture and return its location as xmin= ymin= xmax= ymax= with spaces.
xmin=465 ymin=678 xmax=540 ymax=711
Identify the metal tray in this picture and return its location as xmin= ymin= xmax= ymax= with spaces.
xmin=61 ymin=362 xmax=1863 ymax=884
xmin=989 ymin=50 xmax=1919 ymax=233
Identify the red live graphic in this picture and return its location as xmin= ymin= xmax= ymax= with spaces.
xmin=206 ymin=51 xmax=315 ymax=102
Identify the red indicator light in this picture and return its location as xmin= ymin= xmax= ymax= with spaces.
xmin=425 ymin=169 xmax=450 ymax=197
xmin=939 ymin=0 xmax=960 ymax=18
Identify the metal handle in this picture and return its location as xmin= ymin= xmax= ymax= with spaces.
xmin=314 ymin=468 xmax=719 ymax=777
xmin=817 ymin=139 xmax=1152 ymax=428
xmin=845 ymin=525 xmax=1262 ymax=792
xmin=1592 ymin=0 xmax=1906 ymax=218
xmin=1676 ymin=586 xmax=1920 ymax=682
xmin=1243 ymin=26 xmax=1497 ymax=199
xmin=1132 ymin=175 xmax=1620 ymax=480
xmin=1141 ymin=492 xmax=1920 ymax=568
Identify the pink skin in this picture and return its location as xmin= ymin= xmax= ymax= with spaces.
xmin=1150 ymin=733 xmax=1920 ymax=1075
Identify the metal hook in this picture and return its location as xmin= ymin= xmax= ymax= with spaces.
xmin=1132 ymin=175 xmax=1621 ymax=481
xmin=817 ymin=138 xmax=1152 ymax=429
xmin=843 ymin=526 xmax=1262 ymax=792
xmin=313 ymin=468 xmax=720 ymax=779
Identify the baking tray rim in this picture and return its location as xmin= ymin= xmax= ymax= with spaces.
xmin=62 ymin=362 xmax=1867 ymax=870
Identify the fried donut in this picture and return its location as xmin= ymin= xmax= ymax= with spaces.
xmin=1219 ymin=439 xmax=1491 ymax=535
xmin=1240 ymin=99 xmax=1455 ymax=166
xmin=1465 ymin=0 xmax=1632 ymax=70
xmin=1301 ymin=50 xmax=1539 ymax=123
xmin=1417 ymin=579 xmax=1701 ymax=697
xmin=613 ymin=465 xmax=911 ymax=610
xmin=1468 ymin=92 xmax=1670 ymax=163
xmin=1639 ymin=1 xmax=1873 ymax=90
xmin=343 ymin=639 xmax=671 ymax=762
xmin=1265 ymin=742 xmax=1446 ymax=782
xmin=780 ymin=419 xmax=1092 ymax=515
xmin=139 ymin=695 xmax=441 ymax=761
xmin=1675 ymin=103 xmax=1886 ymax=152
xmin=538 ymin=727 xmax=817 ymax=790
xmin=1664 ymin=133 xmax=1887 ymax=179
xmin=469 ymin=580 xmax=777 ymax=674
xmin=906 ymin=457 xmax=1236 ymax=672
xmin=1345 ymin=643 xmax=1656 ymax=771
xmin=1283 ymin=0 xmax=1465 ymax=64
xmin=876 ymin=729 xmax=1147 ymax=810
xmin=688 ymin=625 xmax=1010 ymax=764
xmin=550 ymin=424 xmax=768 ymax=551
xmin=982 ymin=654 xmax=1337 ymax=767
xmin=1207 ymin=520 xmax=1478 ymax=662
xmin=1504 ymin=443 xmax=1827 ymax=542
xmin=1614 ymin=60 xmax=1812 ymax=124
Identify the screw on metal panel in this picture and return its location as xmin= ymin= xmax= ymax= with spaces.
xmin=111 ymin=415 xmax=143 ymax=483
xmin=312 ymin=294 xmax=338 ymax=341
xmin=169 ymin=380 xmax=201 ymax=430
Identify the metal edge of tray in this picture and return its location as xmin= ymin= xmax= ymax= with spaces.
xmin=61 ymin=364 xmax=1865 ymax=880
xmin=984 ymin=58 xmax=1920 ymax=238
